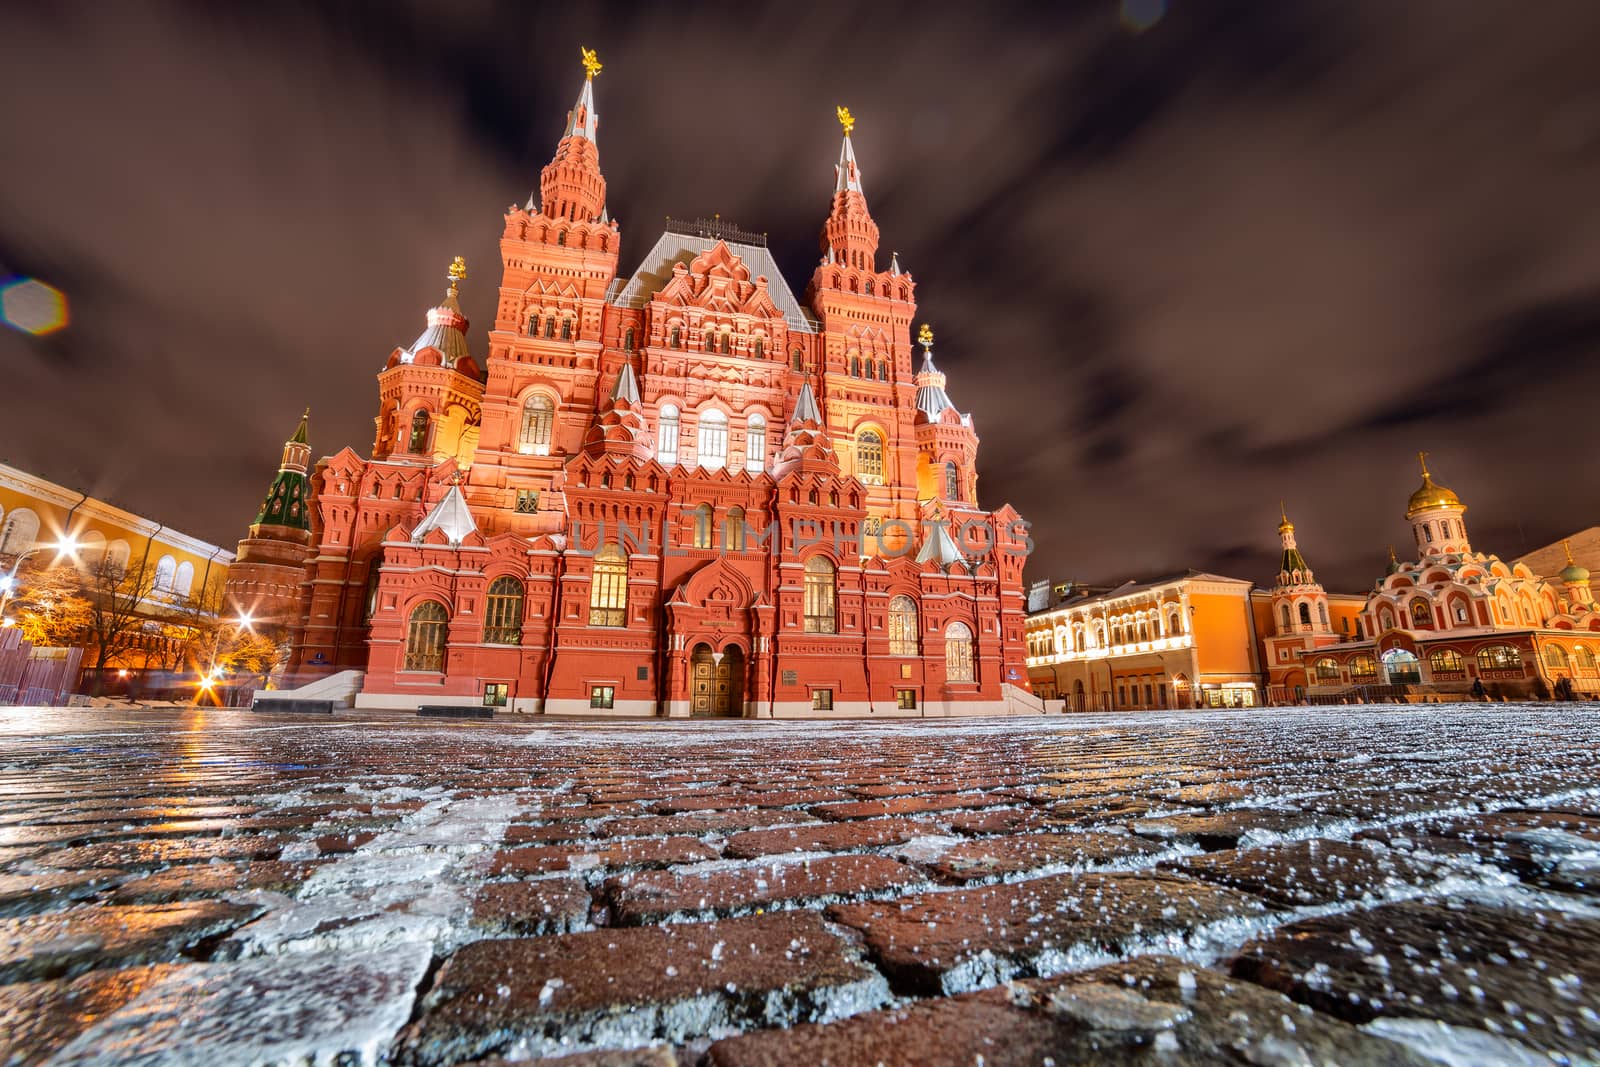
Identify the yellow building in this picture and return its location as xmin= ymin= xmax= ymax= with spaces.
xmin=0 ymin=461 xmax=233 ymax=679
xmin=1025 ymin=571 xmax=1262 ymax=711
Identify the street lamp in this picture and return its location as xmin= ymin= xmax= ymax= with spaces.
xmin=0 ymin=540 xmax=74 ymax=624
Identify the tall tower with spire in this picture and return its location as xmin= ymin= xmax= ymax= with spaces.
xmin=225 ymin=411 xmax=316 ymax=625
xmin=1271 ymin=504 xmax=1331 ymax=636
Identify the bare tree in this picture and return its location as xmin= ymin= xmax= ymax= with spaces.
xmin=6 ymin=558 xmax=93 ymax=647
xmin=79 ymin=551 xmax=159 ymax=691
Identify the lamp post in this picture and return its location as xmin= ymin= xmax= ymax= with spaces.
xmin=0 ymin=537 xmax=79 ymax=626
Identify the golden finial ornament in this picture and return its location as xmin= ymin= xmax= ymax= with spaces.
xmin=447 ymin=255 xmax=467 ymax=297
xmin=917 ymin=323 xmax=933 ymax=348
xmin=836 ymin=105 xmax=855 ymax=136
xmin=1564 ymin=540 xmax=1577 ymax=565
xmin=581 ymin=47 xmax=603 ymax=80
xmin=1417 ymin=450 xmax=1431 ymax=477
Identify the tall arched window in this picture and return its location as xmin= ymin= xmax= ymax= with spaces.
xmin=588 ymin=547 xmax=628 ymax=626
xmin=1544 ymin=645 xmax=1570 ymax=670
xmin=791 ymin=350 xmax=803 ymax=372
xmin=544 ymin=318 xmax=555 ymax=339
xmin=1314 ymin=657 xmax=1340 ymax=683
xmin=519 ymin=395 xmax=554 ymax=455
xmin=697 ymin=410 xmax=728 ymax=470
xmin=404 ymin=601 xmax=448 ymax=671
xmin=1318 ymin=602 xmax=1329 ymax=626
xmin=944 ymin=462 xmax=960 ymax=501
xmin=1428 ymin=649 xmax=1465 ymax=675
xmin=174 ymin=561 xmax=195 ymax=598
xmin=744 ymin=415 xmax=767 ymax=473
xmin=856 ymin=429 xmax=884 ymax=484
xmin=1298 ymin=602 xmax=1312 ymax=626
xmin=408 ymin=410 xmax=431 ymax=453
xmin=657 ymin=405 xmax=680 ymax=466
xmin=1576 ymin=646 xmax=1597 ymax=672
xmin=0 ymin=508 xmax=40 ymax=557
xmin=483 ymin=577 xmax=524 ymax=644
xmin=725 ymin=507 xmax=746 ymax=551
xmin=850 ymin=355 xmax=861 ymax=377
xmin=720 ymin=332 xmax=731 ymax=355
xmin=560 ymin=318 xmax=572 ymax=340
xmin=153 ymin=555 xmax=177 ymax=593
xmin=669 ymin=325 xmax=681 ymax=349
xmin=105 ymin=540 xmax=131 ymax=578
xmin=945 ymin=621 xmax=974 ymax=682
xmin=623 ymin=327 xmax=635 ymax=351
xmin=527 ymin=314 xmax=540 ymax=337
xmin=691 ymin=504 xmax=714 ymax=549
xmin=1349 ymin=654 xmax=1378 ymax=682
xmin=803 ymin=556 xmax=836 ymax=633
xmin=753 ymin=337 xmax=764 ymax=359
xmin=705 ymin=329 xmax=717 ymax=353
xmin=888 ymin=595 xmax=918 ymax=656
xmin=1280 ymin=604 xmax=1291 ymax=629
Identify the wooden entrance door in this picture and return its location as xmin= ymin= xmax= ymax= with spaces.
xmin=690 ymin=645 xmax=743 ymax=718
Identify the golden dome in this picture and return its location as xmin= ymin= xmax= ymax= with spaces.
xmin=1406 ymin=452 xmax=1464 ymax=517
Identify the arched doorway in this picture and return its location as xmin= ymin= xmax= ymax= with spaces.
xmin=690 ymin=643 xmax=745 ymax=718
xmin=1072 ymin=679 xmax=1086 ymax=714
xmin=1382 ymin=648 xmax=1422 ymax=685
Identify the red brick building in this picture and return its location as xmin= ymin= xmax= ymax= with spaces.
xmin=250 ymin=59 xmax=1033 ymax=716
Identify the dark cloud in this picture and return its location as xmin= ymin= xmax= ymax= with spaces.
xmin=2 ymin=0 xmax=1597 ymax=593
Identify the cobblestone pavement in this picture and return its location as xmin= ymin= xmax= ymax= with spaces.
xmin=2 ymin=703 xmax=1598 ymax=1065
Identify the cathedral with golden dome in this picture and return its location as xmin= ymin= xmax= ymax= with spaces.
xmin=1276 ymin=454 xmax=1599 ymax=699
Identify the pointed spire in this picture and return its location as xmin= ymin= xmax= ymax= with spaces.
xmin=818 ymin=106 xmax=879 ymax=271
xmin=610 ymin=361 xmax=641 ymax=405
xmin=791 ymin=381 xmax=822 ymax=424
xmin=567 ymin=48 xmax=601 ymax=142
xmin=252 ymin=410 xmax=313 ymax=531
xmin=411 ymin=484 xmax=477 ymax=546
xmin=536 ymin=48 xmax=608 ymax=223
xmin=916 ymin=515 xmax=967 ymax=570
xmin=914 ymin=323 xmax=957 ymax=422
xmin=1276 ymin=502 xmax=1311 ymax=583
xmin=835 ymin=107 xmax=864 ymax=195
xmin=889 ymin=251 xmax=901 ymax=275
xmin=291 ymin=407 xmax=310 ymax=445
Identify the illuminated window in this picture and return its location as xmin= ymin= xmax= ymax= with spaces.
xmin=811 ymin=689 xmax=833 ymax=711
xmin=0 ymin=508 xmax=39 ymax=557
xmin=697 ymin=410 xmax=728 ymax=470
xmin=1476 ymin=645 xmax=1522 ymax=672
xmin=944 ymin=462 xmax=959 ymax=501
xmin=657 ymin=405 xmax=679 ymax=466
xmin=1314 ymin=657 xmax=1339 ymax=683
xmin=856 ymin=429 xmax=884 ymax=484
xmin=483 ymin=683 xmax=508 ymax=707
xmin=519 ymin=395 xmax=554 ymax=455
xmin=1544 ymin=645 xmax=1570 ymax=670
xmin=588 ymin=547 xmax=628 ymax=627
xmin=1428 ymin=649 xmax=1465 ymax=675
xmin=803 ymin=556 xmax=836 ymax=633
xmin=945 ymin=621 xmax=974 ymax=682
xmin=1349 ymin=654 xmax=1378 ymax=682
xmin=590 ymin=685 xmax=615 ymax=709
xmin=888 ymin=595 xmax=918 ymax=656
xmin=743 ymin=415 xmax=768 ymax=474
xmin=408 ymin=410 xmax=431 ymax=453
xmin=724 ymin=507 xmax=746 ymax=552
xmin=1576 ymin=646 xmax=1596 ymax=671
xmin=483 ymin=577 xmax=524 ymax=645
xmin=154 ymin=555 xmax=177 ymax=593
xmin=896 ymin=688 xmax=917 ymax=709
xmin=692 ymin=504 xmax=714 ymax=549
xmin=515 ymin=489 xmax=539 ymax=514
xmin=404 ymin=601 xmax=448 ymax=671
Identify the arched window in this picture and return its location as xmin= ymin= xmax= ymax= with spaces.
xmin=408 ymin=410 xmax=431 ymax=453
xmin=720 ymin=333 xmax=732 ymax=355
xmin=657 ymin=405 xmax=680 ymax=466
xmin=519 ymin=395 xmax=554 ymax=455
xmin=705 ymin=330 xmax=717 ymax=353
xmin=560 ymin=318 xmax=573 ymax=341
xmin=1138 ymin=621 xmax=1150 ymax=642
xmin=544 ymin=317 xmax=555 ymax=339
xmin=725 ymin=507 xmax=746 ymax=552
xmin=753 ymin=338 xmax=764 ymax=359
xmin=803 ymin=556 xmax=836 ymax=633
xmin=1167 ymin=610 xmax=1182 ymax=635
xmin=1382 ymin=648 xmax=1421 ymax=684
xmin=105 ymin=540 xmax=131 ymax=578
xmin=153 ymin=555 xmax=177 ymax=593
xmin=483 ymin=577 xmax=524 ymax=644
xmin=362 ymin=564 xmax=382 ymax=623
xmin=691 ymin=504 xmax=714 ymax=549
xmin=669 ymin=325 xmax=681 ymax=349
xmin=889 ymin=595 xmax=918 ymax=656
xmin=1298 ymin=602 xmax=1312 ymax=626
xmin=173 ymin=561 xmax=195 ymax=598
xmin=1576 ymin=646 xmax=1597 ymax=672
xmin=1318 ymin=601 xmax=1329 ymax=626
xmin=945 ymin=621 xmax=974 ymax=682
xmin=791 ymin=350 xmax=803 ymax=372
xmin=1429 ymin=649 xmax=1465 ymax=675
xmin=528 ymin=314 xmax=540 ymax=337
xmin=1349 ymin=654 xmax=1378 ymax=682
xmin=0 ymin=508 xmax=40 ymax=557
xmin=744 ymin=414 xmax=767 ymax=473
xmin=850 ymin=355 xmax=861 ymax=377
xmin=856 ymin=429 xmax=884 ymax=484
xmin=1477 ymin=645 xmax=1522 ymax=672
xmin=1410 ymin=599 xmax=1431 ymax=627
xmin=1314 ymin=657 xmax=1340 ymax=683
xmin=588 ymin=547 xmax=628 ymax=626
xmin=623 ymin=327 xmax=635 ymax=351
xmin=1544 ymin=645 xmax=1570 ymax=670
xmin=944 ymin=462 xmax=960 ymax=501
xmin=697 ymin=410 xmax=728 ymax=470
xmin=404 ymin=601 xmax=449 ymax=671
xmin=1280 ymin=605 xmax=1291 ymax=630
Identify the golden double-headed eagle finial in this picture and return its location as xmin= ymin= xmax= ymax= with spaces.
xmin=581 ymin=47 xmax=602 ymax=80
xmin=918 ymin=323 xmax=934 ymax=348
xmin=836 ymin=105 xmax=855 ymax=136
xmin=447 ymin=255 xmax=467 ymax=296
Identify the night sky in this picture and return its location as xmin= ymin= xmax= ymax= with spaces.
xmin=3 ymin=1 xmax=1597 ymax=593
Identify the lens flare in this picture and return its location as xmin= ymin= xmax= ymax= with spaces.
xmin=0 ymin=278 xmax=69 ymax=336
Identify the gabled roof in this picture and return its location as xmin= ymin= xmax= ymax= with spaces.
xmin=609 ymin=231 xmax=819 ymax=332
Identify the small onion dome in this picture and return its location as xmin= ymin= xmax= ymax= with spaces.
xmin=1406 ymin=452 xmax=1463 ymax=517
xmin=1561 ymin=541 xmax=1590 ymax=584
